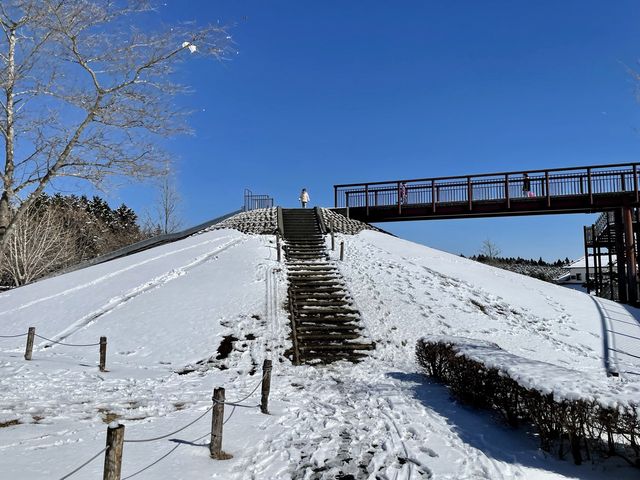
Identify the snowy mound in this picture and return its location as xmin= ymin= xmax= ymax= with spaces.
xmin=204 ymin=207 xmax=278 ymax=234
xmin=320 ymin=208 xmax=381 ymax=234
xmin=0 ymin=228 xmax=638 ymax=479
xmin=199 ymin=207 xmax=379 ymax=236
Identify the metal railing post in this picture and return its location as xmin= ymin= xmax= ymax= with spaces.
xmin=634 ymin=164 xmax=639 ymax=203
xmin=365 ymin=184 xmax=369 ymax=217
xmin=431 ymin=179 xmax=436 ymax=212
xmin=545 ymin=171 xmax=550 ymax=207
xmin=504 ymin=174 xmax=510 ymax=209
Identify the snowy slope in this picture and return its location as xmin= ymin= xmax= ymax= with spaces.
xmin=0 ymin=227 xmax=638 ymax=479
xmin=341 ymin=231 xmax=640 ymax=381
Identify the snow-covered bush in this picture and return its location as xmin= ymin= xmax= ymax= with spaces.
xmin=416 ymin=336 xmax=640 ymax=467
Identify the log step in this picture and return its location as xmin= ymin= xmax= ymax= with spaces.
xmin=298 ymin=343 xmax=374 ymax=352
xmin=296 ymin=324 xmax=361 ymax=332
xmin=296 ymin=333 xmax=361 ymax=341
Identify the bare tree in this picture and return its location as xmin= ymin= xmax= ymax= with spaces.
xmin=480 ymin=238 xmax=501 ymax=260
xmin=0 ymin=204 xmax=75 ymax=285
xmin=0 ymin=0 xmax=232 ymax=248
xmin=145 ymin=172 xmax=182 ymax=234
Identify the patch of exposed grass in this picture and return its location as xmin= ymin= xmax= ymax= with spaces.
xmin=0 ymin=419 xmax=21 ymax=428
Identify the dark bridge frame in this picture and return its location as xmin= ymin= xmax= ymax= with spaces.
xmin=334 ymin=162 xmax=640 ymax=305
xmin=334 ymin=162 xmax=640 ymax=221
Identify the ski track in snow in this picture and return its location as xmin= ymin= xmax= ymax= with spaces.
xmin=38 ymin=237 xmax=247 ymax=347
xmin=0 ymin=234 xmax=234 ymax=318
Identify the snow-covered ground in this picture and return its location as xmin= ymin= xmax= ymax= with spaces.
xmin=0 ymin=227 xmax=638 ymax=479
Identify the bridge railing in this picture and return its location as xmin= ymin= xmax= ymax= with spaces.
xmin=334 ymin=163 xmax=640 ymax=211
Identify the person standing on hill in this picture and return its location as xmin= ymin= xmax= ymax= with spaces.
xmin=299 ymin=188 xmax=310 ymax=208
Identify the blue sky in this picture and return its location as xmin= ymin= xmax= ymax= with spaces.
xmin=113 ymin=1 xmax=640 ymax=260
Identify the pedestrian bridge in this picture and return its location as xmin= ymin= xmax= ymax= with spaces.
xmin=333 ymin=163 xmax=640 ymax=222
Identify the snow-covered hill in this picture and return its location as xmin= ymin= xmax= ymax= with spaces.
xmin=0 ymin=225 xmax=638 ymax=479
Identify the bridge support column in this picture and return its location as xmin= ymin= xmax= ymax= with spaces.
xmin=583 ymin=226 xmax=590 ymax=295
xmin=624 ymin=207 xmax=638 ymax=305
xmin=614 ymin=209 xmax=628 ymax=304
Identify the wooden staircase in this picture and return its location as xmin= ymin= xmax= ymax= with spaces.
xmin=282 ymin=208 xmax=374 ymax=364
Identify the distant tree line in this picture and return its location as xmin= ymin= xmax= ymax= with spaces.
xmin=0 ymin=193 xmax=145 ymax=287
xmin=464 ymin=254 xmax=572 ymax=268
xmin=461 ymin=239 xmax=572 ymax=283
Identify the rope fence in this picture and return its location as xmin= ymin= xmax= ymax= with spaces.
xmin=123 ymin=407 xmax=214 ymax=444
xmin=53 ymin=358 xmax=274 ymax=479
xmin=212 ymin=367 xmax=270 ymax=408
xmin=0 ymin=332 xmax=29 ymax=338
xmin=0 ymin=326 xmax=108 ymax=371
xmin=34 ymin=333 xmax=101 ymax=347
xmin=58 ymin=446 xmax=109 ymax=480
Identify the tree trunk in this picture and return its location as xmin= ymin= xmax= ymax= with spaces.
xmin=0 ymin=192 xmax=9 ymax=243
xmin=1 ymin=28 xmax=17 ymax=249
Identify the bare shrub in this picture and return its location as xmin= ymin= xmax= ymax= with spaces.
xmin=0 ymin=204 xmax=74 ymax=285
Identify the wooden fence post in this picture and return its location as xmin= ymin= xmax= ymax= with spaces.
xmin=340 ymin=241 xmax=345 ymax=261
xmin=99 ymin=336 xmax=107 ymax=372
xmin=24 ymin=327 xmax=35 ymax=361
xmin=330 ymin=221 xmax=335 ymax=251
xmin=103 ymin=423 xmax=125 ymax=480
xmin=260 ymin=359 xmax=272 ymax=414
xmin=210 ymin=387 xmax=231 ymax=459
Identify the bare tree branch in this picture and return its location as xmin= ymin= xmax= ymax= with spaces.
xmin=0 ymin=0 xmax=233 ymax=248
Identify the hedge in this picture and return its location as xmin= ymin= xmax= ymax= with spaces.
xmin=416 ymin=337 xmax=639 ymax=467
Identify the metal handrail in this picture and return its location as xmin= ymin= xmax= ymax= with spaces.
xmin=334 ymin=162 xmax=640 ymax=187
xmin=334 ymin=163 xmax=640 ymax=209
xmin=244 ymin=188 xmax=274 ymax=211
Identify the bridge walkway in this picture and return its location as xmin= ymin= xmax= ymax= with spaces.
xmin=334 ymin=163 xmax=640 ymax=222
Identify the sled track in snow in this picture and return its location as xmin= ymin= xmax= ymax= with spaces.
xmin=0 ymin=235 xmax=237 ymax=318
xmin=265 ymin=262 xmax=286 ymax=358
xmin=39 ymin=237 xmax=247 ymax=346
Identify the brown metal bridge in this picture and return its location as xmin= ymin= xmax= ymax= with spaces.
xmin=333 ymin=162 xmax=640 ymax=305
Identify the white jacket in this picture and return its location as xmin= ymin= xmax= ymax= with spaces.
xmin=300 ymin=192 xmax=310 ymax=202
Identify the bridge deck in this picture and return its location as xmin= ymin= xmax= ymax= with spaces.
xmin=334 ymin=163 xmax=640 ymax=222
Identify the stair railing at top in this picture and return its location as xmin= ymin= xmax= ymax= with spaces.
xmin=244 ymin=189 xmax=274 ymax=211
